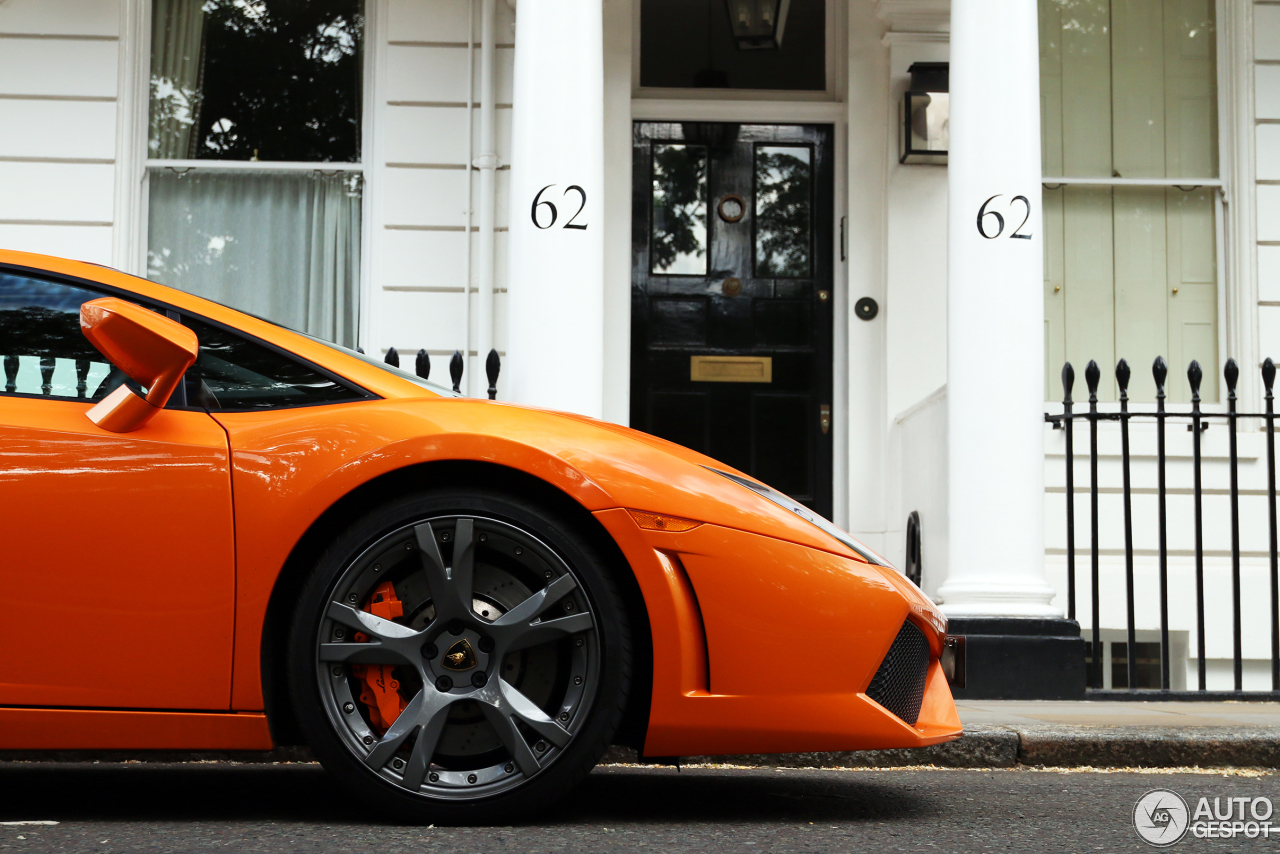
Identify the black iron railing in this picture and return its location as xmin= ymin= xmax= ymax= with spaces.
xmin=1046 ymin=357 xmax=1280 ymax=694
xmin=377 ymin=347 xmax=502 ymax=399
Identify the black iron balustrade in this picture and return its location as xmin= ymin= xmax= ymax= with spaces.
xmin=382 ymin=346 xmax=502 ymax=400
xmin=1047 ymin=356 xmax=1280 ymax=696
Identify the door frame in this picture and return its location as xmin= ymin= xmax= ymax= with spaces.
xmin=627 ymin=118 xmax=844 ymax=519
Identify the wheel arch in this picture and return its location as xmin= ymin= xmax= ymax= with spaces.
xmin=258 ymin=458 xmax=654 ymax=751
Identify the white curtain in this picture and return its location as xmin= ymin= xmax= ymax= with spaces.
xmin=147 ymin=171 xmax=362 ymax=346
xmin=150 ymin=0 xmax=206 ymax=159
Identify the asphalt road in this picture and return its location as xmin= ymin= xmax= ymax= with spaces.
xmin=0 ymin=761 xmax=1275 ymax=853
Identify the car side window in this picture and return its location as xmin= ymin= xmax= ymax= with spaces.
xmin=180 ymin=316 xmax=366 ymax=411
xmin=0 ymin=272 xmax=125 ymax=401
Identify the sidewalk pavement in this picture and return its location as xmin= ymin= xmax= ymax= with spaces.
xmin=604 ymin=702 xmax=1280 ymax=769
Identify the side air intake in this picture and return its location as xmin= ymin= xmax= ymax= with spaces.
xmin=865 ymin=619 xmax=931 ymax=725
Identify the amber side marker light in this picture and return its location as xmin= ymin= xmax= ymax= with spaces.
xmin=627 ymin=510 xmax=702 ymax=532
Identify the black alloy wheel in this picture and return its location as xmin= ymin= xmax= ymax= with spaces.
xmin=288 ymin=489 xmax=631 ymax=823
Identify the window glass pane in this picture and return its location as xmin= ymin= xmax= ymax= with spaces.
xmin=753 ymin=145 xmax=812 ymax=278
xmin=651 ymin=144 xmax=709 ymax=275
xmin=150 ymin=0 xmax=364 ymax=162
xmin=0 ymin=273 xmax=120 ymax=401
xmin=1039 ymin=0 xmax=1218 ymax=403
xmin=181 ymin=316 xmax=362 ymax=410
xmin=147 ymin=170 xmax=362 ymax=347
xmin=640 ymin=0 xmax=825 ymax=91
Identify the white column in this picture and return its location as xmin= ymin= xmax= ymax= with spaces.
xmin=505 ymin=0 xmax=605 ymax=417
xmin=937 ymin=0 xmax=1059 ymax=618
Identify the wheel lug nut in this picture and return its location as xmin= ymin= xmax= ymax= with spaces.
xmin=535 ymin=741 xmax=547 ymax=753
xmin=479 ymin=534 xmax=487 ymax=542
xmin=544 ymin=571 xmax=552 ymax=579
xmin=472 ymin=672 xmax=488 ymax=688
xmin=334 ymin=628 xmax=345 ymax=639
xmin=405 ymin=542 xmax=413 ymax=550
xmin=348 ymin=593 xmax=358 ymax=603
xmin=392 ymin=758 xmax=405 ymax=770
xmin=504 ymin=763 xmax=514 ymax=773
xmin=467 ymin=774 xmax=478 ymax=784
xmin=574 ymin=676 xmax=582 ymax=685
xmin=515 ymin=548 xmax=523 ymax=555
xmin=363 ymin=735 xmax=373 ymax=745
xmin=429 ymin=772 xmax=440 ymax=782
xmin=574 ymin=638 xmax=584 ymax=647
xmin=478 ymin=637 xmax=494 ymax=653
xmin=332 ymin=666 xmax=343 ymax=677
xmin=448 ymin=619 xmax=464 ymax=635
xmin=373 ymin=564 xmax=381 ymax=572
xmin=559 ymin=712 xmax=569 ymax=722
xmin=343 ymin=702 xmax=355 ymax=713
xmin=564 ymin=601 xmax=574 ymax=611
xmin=421 ymin=643 xmax=438 ymax=659
xmin=441 ymin=532 xmax=450 ymax=541
xmin=436 ymin=675 xmax=454 ymax=691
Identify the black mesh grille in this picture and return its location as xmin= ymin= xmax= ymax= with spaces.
xmin=866 ymin=620 xmax=931 ymax=725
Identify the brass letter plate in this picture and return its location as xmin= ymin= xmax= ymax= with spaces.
xmin=690 ymin=355 xmax=773 ymax=383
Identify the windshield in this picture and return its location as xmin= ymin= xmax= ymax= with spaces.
xmin=312 ymin=339 xmax=460 ymax=397
xmin=298 ymin=334 xmax=460 ymax=397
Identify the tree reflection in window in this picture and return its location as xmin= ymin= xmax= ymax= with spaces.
xmin=651 ymin=144 xmax=708 ymax=275
xmin=754 ymin=146 xmax=812 ymax=278
xmin=150 ymin=0 xmax=365 ymax=163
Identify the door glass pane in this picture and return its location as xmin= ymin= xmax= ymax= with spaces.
xmin=0 ymin=273 xmax=119 ymax=400
xmin=651 ymin=144 xmax=708 ymax=275
xmin=754 ymin=145 xmax=812 ymax=278
xmin=150 ymin=0 xmax=365 ymax=162
xmin=180 ymin=316 xmax=362 ymax=411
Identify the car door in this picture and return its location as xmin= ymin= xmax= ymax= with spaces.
xmin=0 ymin=269 xmax=236 ymax=710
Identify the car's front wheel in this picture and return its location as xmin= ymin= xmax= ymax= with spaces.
xmin=288 ymin=488 xmax=631 ymax=823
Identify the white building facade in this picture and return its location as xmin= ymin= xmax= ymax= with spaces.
xmin=1 ymin=0 xmax=1277 ymax=694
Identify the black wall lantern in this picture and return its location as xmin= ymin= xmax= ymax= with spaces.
xmin=724 ymin=0 xmax=791 ymax=50
xmin=901 ymin=62 xmax=949 ymax=165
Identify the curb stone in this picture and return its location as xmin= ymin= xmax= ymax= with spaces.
xmin=4 ymin=727 xmax=1280 ymax=769
xmin=601 ymin=725 xmax=1280 ymax=769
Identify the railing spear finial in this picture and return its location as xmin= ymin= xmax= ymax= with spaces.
xmin=1265 ymin=357 xmax=1277 ymax=395
xmin=486 ymin=349 xmax=501 ymax=400
xmin=1115 ymin=358 xmax=1130 ymax=397
xmin=385 ymin=347 xmax=400 ymax=368
xmin=416 ymin=349 xmax=430 ymax=380
xmin=1061 ymin=362 xmax=1075 ymax=403
xmin=1188 ymin=359 xmax=1203 ymax=397
xmin=1085 ymin=360 xmax=1100 ymax=401
xmin=1153 ymin=355 xmax=1168 ymax=396
xmin=1225 ymin=357 xmax=1239 ymax=397
xmin=450 ymin=350 xmax=464 ymax=394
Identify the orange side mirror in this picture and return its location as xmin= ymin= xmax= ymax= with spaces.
xmin=80 ymin=298 xmax=199 ymax=433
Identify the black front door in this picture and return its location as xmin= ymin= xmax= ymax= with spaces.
xmin=631 ymin=122 xmax=834 ymax=517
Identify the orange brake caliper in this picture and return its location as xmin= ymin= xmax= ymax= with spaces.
xmin=351 ymin=581 xmax=409 ymax=733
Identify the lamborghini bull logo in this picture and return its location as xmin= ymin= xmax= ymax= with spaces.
xmin=442 ymin=638 xmax=478 ymax=671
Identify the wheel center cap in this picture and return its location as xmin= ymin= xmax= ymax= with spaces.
xmin=441 ymin=638 xmax=478 ymax=671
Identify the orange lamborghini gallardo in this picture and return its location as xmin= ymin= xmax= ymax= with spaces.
xmin=0 ymin=250 xmax=960 ymax=822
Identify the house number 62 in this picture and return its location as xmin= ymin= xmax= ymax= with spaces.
xmin=976 ymin=194 xmax=1032 ymax=240
xmin=531 ymin=184 xmax=588 ymax=230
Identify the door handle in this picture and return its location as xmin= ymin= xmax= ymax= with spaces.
xmin=820 ymin=404 xmax=831 ymax=435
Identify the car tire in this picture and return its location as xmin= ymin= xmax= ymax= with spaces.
xmin=287 ymin=487 xmax=632 ymax=824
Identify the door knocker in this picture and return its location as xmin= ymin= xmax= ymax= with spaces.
xmin=718 ymin=194 xmax=746 ymax=223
